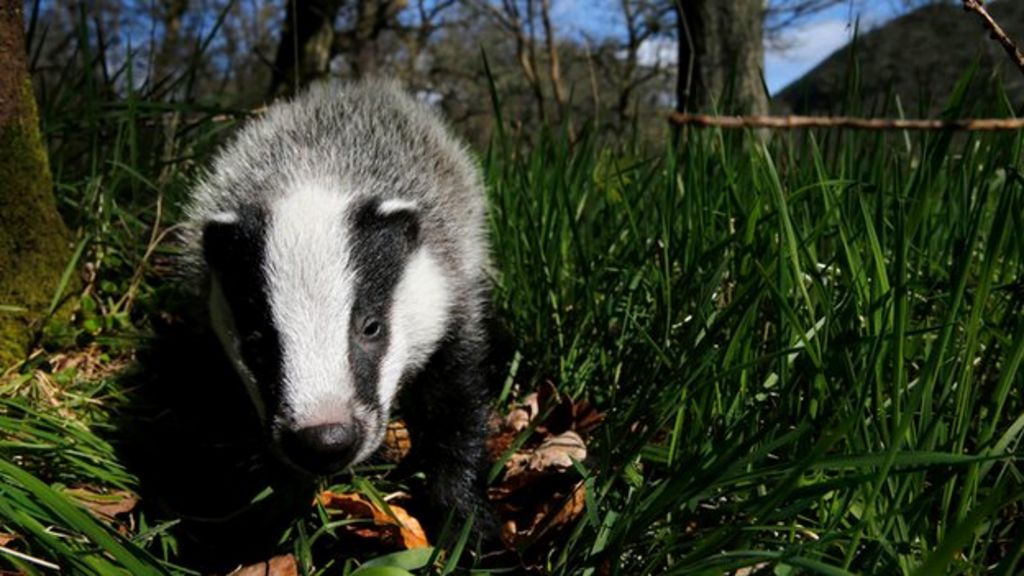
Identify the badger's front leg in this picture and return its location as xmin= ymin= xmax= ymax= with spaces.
xmin=399 ymin=322 xmax=493 ymax=540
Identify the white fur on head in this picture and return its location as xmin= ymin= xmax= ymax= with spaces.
xmin=355 ymin=247 xmax=451 ymax=462
xmin=265 ymin=182 xmax=357 ymax=429
xmin=379 ymin=249 xmax=451 ymax=405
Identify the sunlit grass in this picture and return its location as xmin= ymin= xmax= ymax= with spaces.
xmin=0 ymin=47 xmax=1022 ymax=574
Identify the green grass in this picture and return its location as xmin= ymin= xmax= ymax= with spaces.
xmin=1 ymin=41 xmax=1023 ymax=575
xmin=480 ymin=112 xmax=1024 ymax=574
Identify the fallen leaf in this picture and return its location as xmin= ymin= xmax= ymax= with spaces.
xmin=65 ymin=488 xmax=138 ymax=522
xmin=381 ymin=420 xmax=412 ymax=463
xmin=546 ymin=481 xmax=587 ymax=529
xmin=491 ymin=473 xmax=587 ymax=547
xmin=530 ymin=431 xmax=586 ymax=470
xmin=505 ymin=405 xmax=532 ymax=433
xmin=505 ymin=392 xmax=540 ymax=432
xmin=486 ymin=383 xmax=604 ymax=552
xmin=0 ymin=533 xmax=15 ymax=546
xmin=228 ymin=554 xmax=298 ymax=576
xmin=487 ymin=425 xmax=517 ymax=461
xmin=505 ymin=431 xmax=586 ymax=481
xmin=571 ymin=399 xmax=604 ymax=436
xmin=319 ymin=491 xmax=429 ymax=549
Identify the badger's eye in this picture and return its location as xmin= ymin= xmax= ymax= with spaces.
xmin=361 ymin=318 xmax=383 ymax=340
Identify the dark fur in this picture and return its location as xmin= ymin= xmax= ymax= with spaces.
xmin=135 ymin=81 xmax=501 ymax=565
xmin=398 ymin=320 xmax=495 ymax=536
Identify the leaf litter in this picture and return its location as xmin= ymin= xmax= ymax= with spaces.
xmin=26 ymin=364 xmax=601 ymax=573
xmin=486 ymin=382 xmax=602 ymax=550
xmin=248 ymin=382 xmax=599 ymax=571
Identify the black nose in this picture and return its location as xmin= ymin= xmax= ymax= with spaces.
xmin=280 ymin=423 xmax=359 ymax=475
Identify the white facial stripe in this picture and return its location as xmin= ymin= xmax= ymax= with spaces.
xmin=209 ymin=277 xmax=267 ymax=422
xmin=266 ymin=183 xmax=356 ymax=428
xmin=208 ymin=211 xmax=239 ymax=224
xmin=377 ymin=249 xmax=452 ymax=409
xmin=377 ymin=198 xmax=418 ymax=215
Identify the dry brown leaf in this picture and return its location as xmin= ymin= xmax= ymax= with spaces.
xmin=65 ymin=488 xmax=138 ymax=522
xmin=547 ymin=482 xmax=587 ymax=528
xmin=228 ymin=554 xmax=298 ymax=576
xmin=487 ymin=383 xmax=603 ymax=552
xmin=531 ymin=431 xmax=586 ymax=470
xmin=318 ymin=491 xmax=429 ymax=549
xmin=505 ymin=392 xmax=540 ymax=432
xmin=492 ymin=476 xmax=587 ymax=547
xmin=487 ymin=426 xmax=517 ymax=461
xmin=0 ymin=533 xmax=15 ymax=546
xmin=571 ymin=399 xmax=604 ymax=436
xmin=505 ymin=405 xmax=532 ymax=432
xmin=381 ymin=419 xmax=412 ymax=462
xmin=505 ymin=431 xmax=586 ymax=481
xmin=496 ymin=384 xmax=603 ymax=441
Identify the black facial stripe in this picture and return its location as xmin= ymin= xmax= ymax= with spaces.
xmin=203 ymin=206 xmax=284 ymax=413
xmin=347 ymin=198 xmax=421 ymax=409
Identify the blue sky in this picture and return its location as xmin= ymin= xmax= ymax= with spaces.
xmin=764 ymin=2 xmax=904 ymax=93
xmin=552 ymin=0 xmax=907 ymax=95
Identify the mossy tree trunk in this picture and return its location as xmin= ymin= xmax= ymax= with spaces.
xmin=675 ymin=0 xmax=769 ymax=115
xmin=0 ymin=2 xmax=71 ymax=365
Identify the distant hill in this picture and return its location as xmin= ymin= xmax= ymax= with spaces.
xmin=773 ymin=1 xmax=1024 ymax=115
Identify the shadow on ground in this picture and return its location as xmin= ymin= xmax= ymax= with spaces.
xmin=111 ymin=309 xmax=313 ymax=572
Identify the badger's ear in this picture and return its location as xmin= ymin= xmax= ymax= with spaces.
xmin=201 ymin=212 xmax=238 ymax=272
xmin=354 ymin=198 xmax=420 ymax=252
xmin=202 ymin=210 xmax=264 ymax=274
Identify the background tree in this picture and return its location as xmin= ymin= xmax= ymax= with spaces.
xmin=0 ymin=1 xmax=70 ymax=364
xmin=24 ymin=0 xmax=996 ymax=148
xmin=675 ymin=0 xmax=769 ymax=115
xmin=269 ymin=0 xmax=344 ymax=98
xmin=343 ymin=0 xmax=408 ymax=77
xmin=601 ymin=0 xmax=674 ymax=126
xmin=460 ymin=0 xmax=551 ymax=122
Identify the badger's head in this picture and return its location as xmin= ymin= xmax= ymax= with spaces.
xmin=201 ymin=184 xmax=451 ymax=476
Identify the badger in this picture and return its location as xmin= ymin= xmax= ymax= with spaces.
xmin=177 ymin=79 xmax=493 ymax=536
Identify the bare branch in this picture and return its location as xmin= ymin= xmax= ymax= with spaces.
xmin=539 ymin=0 xmax=567 ymax=115
xmin=669 ymin=113 xmax=1024 ymax=131
xmin=962 ymin=0 xmax=1024 ymax=76
xmin=764 ymin=0 xmax=845 ymax=35
xmin=460 ymin=0 xmax=516 ymax=33
xmin=460 ymin=0 xmax=545 ymax=120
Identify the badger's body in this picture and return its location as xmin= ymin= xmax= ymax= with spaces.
xmin=178 ymin=80 xmax=492 ymax=533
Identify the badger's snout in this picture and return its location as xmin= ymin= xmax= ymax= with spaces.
xmin=279 ymin=422 xmax=361 ymax=475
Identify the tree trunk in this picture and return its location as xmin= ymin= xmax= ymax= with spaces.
xmin=152 ymin=0 xmax=189 ymax=86
xmin=349 ymin=0 xmax=407 ymax=78
xmin=269 ymin=0 xmax=344 ymax=98
xmin=676 ymin=0 xmax=768 ymax=115
xmin=0 ymin=1 xmax=71 ymax=365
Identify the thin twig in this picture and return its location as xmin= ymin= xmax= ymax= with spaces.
xmin=962 ymin=0 xmax=1024 ymax=76
xmin=668 ymin=112 xmax=1024 ymax=131
xmin=0 ymin=545 xmax=61 ymax=571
